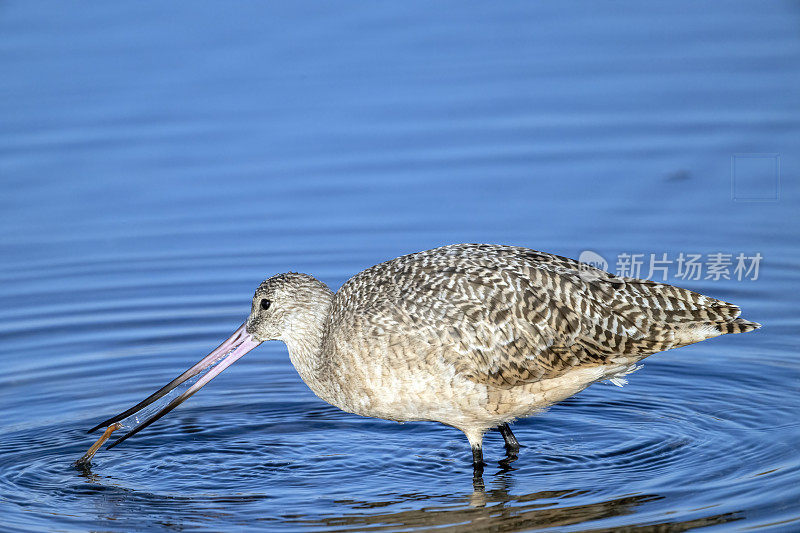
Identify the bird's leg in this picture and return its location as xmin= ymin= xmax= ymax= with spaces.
xmin=472 ymin=446 xmax=485 ymax=476
xmin=497 ymin=423 xmax=521 ymax=453
xmin=472 ymin=446 xmax=484 ymax=466
xmin=464 ymin=428 xmax=486 ymax=476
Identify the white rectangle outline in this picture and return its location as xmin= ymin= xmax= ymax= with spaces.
xmin=731 ymin=153 xmax=780 ymax=202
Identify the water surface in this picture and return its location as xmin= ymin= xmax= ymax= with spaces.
xmin=1 ymin=2 xmax=799 ymax=531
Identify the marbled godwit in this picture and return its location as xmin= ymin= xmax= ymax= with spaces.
xmin=88 ymin=244 xmax=759 ymax=470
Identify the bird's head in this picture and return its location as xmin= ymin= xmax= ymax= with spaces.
xmin=246 ymin=272 xmax=333 ymax=343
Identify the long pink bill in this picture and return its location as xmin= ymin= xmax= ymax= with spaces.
xmin=87 ymin=322 xmax=262 ymax=449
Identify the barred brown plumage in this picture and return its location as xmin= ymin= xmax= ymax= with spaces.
xmin=90 ymin=243 xmax=760 ymax=471
xmin=257 ymin=244 xmax=758 ymax=469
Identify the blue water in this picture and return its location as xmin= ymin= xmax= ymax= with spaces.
xmin=1 ymin=2 xmax=799 ymax=531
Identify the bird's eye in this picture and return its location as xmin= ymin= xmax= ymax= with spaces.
xmin=260 ymin=299 xmax=271 ymax=310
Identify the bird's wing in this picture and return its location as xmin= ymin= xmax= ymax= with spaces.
xmin=333 ymin=244 xmax=747 ymax=389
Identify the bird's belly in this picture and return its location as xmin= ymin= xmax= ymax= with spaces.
xmin=486 ymin=365 xmax=625 ymax=420
xmin=324 ymin=361 xmax=628 ymax=430
xmin=322 ymin=357 xmax=490 ymax=427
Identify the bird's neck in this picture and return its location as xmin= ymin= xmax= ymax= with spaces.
xmin=282 ymin=288 xmax=334 ymax=389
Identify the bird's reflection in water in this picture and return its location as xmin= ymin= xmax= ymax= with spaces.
xmin=299 ymin=463 xmax=744 ymax=532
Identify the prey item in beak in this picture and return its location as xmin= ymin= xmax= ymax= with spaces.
xmin=87 ymin=322 xmax=261 ymax=450
xmin=76 ymin=423 xmax=121 ymax=467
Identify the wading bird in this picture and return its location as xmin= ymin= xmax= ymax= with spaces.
xmin=88 ymin=244 xmax=759 ymax=471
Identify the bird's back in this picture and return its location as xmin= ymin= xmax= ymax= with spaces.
xmin=326 ymin=243 xmax=759 ymax=391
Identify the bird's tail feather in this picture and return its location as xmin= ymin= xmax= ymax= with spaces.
xmin=714 ymin=317 xmax=761 ymax=335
